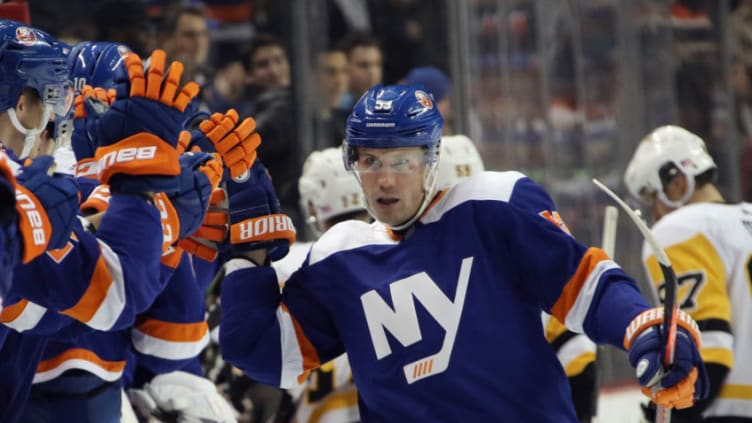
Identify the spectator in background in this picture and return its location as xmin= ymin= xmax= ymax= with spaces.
xmin=93 ymin=0 xmax=153 ymax=56
xmin=203 ymin=56 xmax=253 ymax=118
xmin=327 ymin=0 xmax=371 ymax=44
xmin=312 ymin=47 xmax=351 ymax=148
xmin=368 ymin=0 xmax=449 ymax=83
xmin=403 ymin=66 xmax=453 ymax=134
xmin=245 ymin=34 xmax=302 ymax=229
xmin=161 ymin=6 xmax=211 ymax=88
xmin=338 ymin=32 xmax=383 ymax=109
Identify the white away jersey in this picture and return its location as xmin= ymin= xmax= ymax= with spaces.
xmin=642 ymin=202 xmax=752 ymax=418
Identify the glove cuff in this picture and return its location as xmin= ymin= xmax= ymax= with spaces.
xmin=229 ymin=213 xmax=295 ymax=246
xmin=154 ymin=192 xmax=181 ymax=252
xmin=14 ymin=184 xmax=52 ymax=263
xmin=624 ymin=307 xmax=701 ymax=350
xmin=75 ymin=158 xmax=100 ymax=179
xmin=80 ymin=185 xmax=111 ymax=214
xmin=94 ymin=133 xmax=180 ymax=184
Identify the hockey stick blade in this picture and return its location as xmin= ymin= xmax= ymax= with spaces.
xmin=592 ymin=178 xmax=678 ymax=423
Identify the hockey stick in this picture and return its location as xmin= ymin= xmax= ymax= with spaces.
xmin=592 ymin=179 xmax=677 ymax=423
xmin=601 ymin=206 xmax=618 ymax=258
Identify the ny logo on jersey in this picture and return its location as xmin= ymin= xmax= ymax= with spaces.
xmin=360 ymin=257 xmax=473 ymax=384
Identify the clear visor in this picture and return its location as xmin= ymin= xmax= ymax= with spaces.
xmin=42 ymin=82 xmax=74 ymax=117
xmin=350 ymin=148 xmax=431 ymax=174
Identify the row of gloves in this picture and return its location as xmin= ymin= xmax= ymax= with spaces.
xmin=1 ymin=49 xmax=295 ymax=271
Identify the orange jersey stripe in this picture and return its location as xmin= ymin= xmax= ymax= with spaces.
xmin=36 ymin=348 xmax=126 ymax=373
xmin=0 ymin=299 xmax=29 ymax=322
xmin=550 ymin=247 xmax=609 ymax=323
xmin=281 ymin=303 xmax=321 ymax=384
xmin=59 ymin=254 xmax=114 ymax=323
xmin=135 ymin=318 xmax=208 ymax=342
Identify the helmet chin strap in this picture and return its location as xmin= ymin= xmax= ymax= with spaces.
xmin=7 ymin=105 xmax=52 ymax=159
xmin=656 ymin=169 xmax=695 ymax=209
xmin=388 ymin=162 xmax=440 ymax=232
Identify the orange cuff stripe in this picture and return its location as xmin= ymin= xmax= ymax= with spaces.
xmin=60 ymin=254 xmax=113 ymax=323
xmin=36 ymin=348 xmax=126 ymax=373
xmin=551 ymin=247 xmax=609 ymax=323
xmin=135 ymin=319 xmax=208 ymax=342
xmin=94 ymin=134 xmax=180 ymax=184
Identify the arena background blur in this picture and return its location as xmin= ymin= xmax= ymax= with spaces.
xmin=6 ymin=0 xmax=751 ymax=420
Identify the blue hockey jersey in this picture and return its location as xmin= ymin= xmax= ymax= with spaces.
xmin=220 ymin=171 xmax=652 ymax=422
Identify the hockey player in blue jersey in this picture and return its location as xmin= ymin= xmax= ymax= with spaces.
xmin=12 ymin=40 xmax=237 ymax=423
xmin=0 ymin=19 xmax=225 ymax=422
xmin=219 ymin=84 xmax=709 ymax=421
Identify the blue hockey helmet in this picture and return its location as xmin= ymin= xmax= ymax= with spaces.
xmin=0 ymin=20 xmax=72 ymax=115
xmin=344 ymin=84 xmax=443 ymax=166
xmin=343 ymin=84 xmax=445 ymax=230
xmin=50 ymin=41 xmax=131 ymax=143
xmin=67 ymin=41 xmax=130 ymax=93
xmin=0 ymin=20 xmax=73 ymax=156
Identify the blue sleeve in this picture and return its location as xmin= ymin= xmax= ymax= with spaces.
xmin=219 ymin=261 xmax=287 ymax=386
xmin=130 ymin=251 xmax=209 ymax=377
xmin=9 ymin=194 xmax=163 ymax=331
xmin=485 ymin=199 xmax=650 ymax=347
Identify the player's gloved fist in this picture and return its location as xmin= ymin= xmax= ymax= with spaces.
xmin=14 ymin=156 xmax=79 ymax=263
xmin=72 ymin=85 xmax=115 ymax=179
xmin=225 ymin=159 xmax=295 ymax=261
xmin=128 ymin=371 xmax=238 ymax=423
xmin=93 ymin=50 xmax=200 ymax=194
xmin=625 ymin=308 xmax=708 ymax=409
xmin=169 ymin=151 xmax=224 ymax=240
xmin=193 ymin=109 xmax=262 ymax=179
xmin=178 ymin=187 xmax=228 ymax=262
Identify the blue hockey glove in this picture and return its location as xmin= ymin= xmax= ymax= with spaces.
xmin=225 ymin=159 xmax=295 ymax=262
xmin=14 ymin=156 xmax=79 ymax=263
xmin=170 ymin=151 xmax=224 ymax=240
xmin=624 ymin=308 xmax=708 ymax=409
xmin=92 ymin=50 xmax=199 ymax=194
xmin=71 ymin=85 xmax=115 ymax=179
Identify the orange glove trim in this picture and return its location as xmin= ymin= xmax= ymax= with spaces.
xmin=160 ymin=245 xmax=184 ymax=269
xmin=75 ymin=158 xmax=100 ymax=179
xmin=641 ymin=368 xmax=698 ymax=409
xmin=15 ymin=184 xmax=53 ymax=263
xmin=154 ymin=192 xmax=180 ymax=252
xmin=623 ymin=308 xmax=701 ymax=350
xmin=230 ymin=213 xmax=296 ymax=245
xmin=200 ymin=153 xmax=224 ymax=190
xmin=80 ymin=184 xmax=111 ymax=214
xmin=94 ymin=133 xmax=180 ymax=184
xmin=178 ymin=237 xmax=219 ymax=262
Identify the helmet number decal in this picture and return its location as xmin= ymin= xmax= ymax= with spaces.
xmin=373 ymin=100 xmax=393 ymax=111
